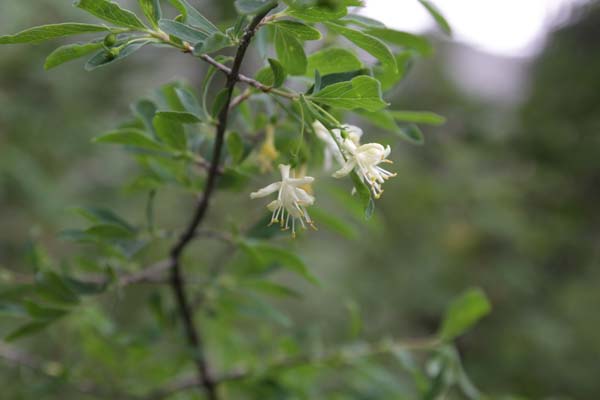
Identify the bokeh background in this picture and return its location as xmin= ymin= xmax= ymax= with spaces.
xmin=1 ymin=0 xmax=599 ymax=398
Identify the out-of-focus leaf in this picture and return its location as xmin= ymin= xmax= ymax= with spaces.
xmin=93 ymin=129 xmax=167 ymax=151
xmin=307 ymin=68 xmax=370 ymax=94
xmin=24 ymin=301 xmax=69 ymax=320
xmin=138 ymin=0 xmax=162 ymax=28
xmin=36 ymin=272 xmax=80 ymax=305
xmin=211 ymin=88 xmax=230 ymax=117
xmin=325 ymin=22 xmax=397 ymax=73
xmin=439 ymin=288 xmax=491 ymax=341
xmin=226 ymin=131 xmax=245 ymax=164
xmin=5 ymin=321 xmax=52 ymax=342
xmin=0 ymin=23 xmax=109 ymax=45
xmin=311 ymin=76 xmax=388 ymax=112
xmin=155 ymin=111 xmax=201 ymax=124
xmin=242 ymin=280 xmax=301 ymax=299
xmin=272 ymin=20 xmax=322 ymax=40
xmin=74 ymin=0 xmax=147 ymax=29
xmin=287 ymin=5 xmax=347 ymax=22
xmin=85 ymin=41 xmax=150 ymax=71
xmin=365 ymin=27 xmax=433 ymax=56
xmin=195 ymin=31 xmax=232 ymax=53
xmin=235 ymin=0 xmax=278 ymax=15
xmin=158 ymin=19 xmax=208 ymax=44
xmin=268 ymin=58 xmax=287 ymax=87
xmin=153 ymin=114 xmax=187 ymax=151
xmin=241 ymin=241 xmax=320 ymax=285
xmin=418 ymin=0 xmax=452 ymax=35
xmin=44 ymin=42 xmax=103 ymax=70
xmin=306 ymin=47 xmax=363 ymax=76
xmin=85 ymin=223 xmax=136 ymax=239
xmin=274 ymin=27 xmax=307 ymax=76
xmin=390 ymin=110 xmax=446 ymax=126
xmin=341 ymin=14 xmax=386 ymax=28
xmin=309 ymin=207 xmax=358 ymax=240
xmin=357 ymin=109 xmax=425 ymax=144
xmin=71 ymin=206 xmax=135 ymax=232
xmin=374 ymin=52 xmax=412 ymax=91
xmin=168 ymin=0 xmax=219 ymax=33
xmin=350 ymin=171 xmax=375 ymax=219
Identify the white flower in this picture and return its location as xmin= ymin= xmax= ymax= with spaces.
xmin=333 ymin=138 xmax=396 ymax=199
xmin=250 ymin=164 xmax=316 ymax=237
xmin=313 ymin=121 xmax=363 ymax=171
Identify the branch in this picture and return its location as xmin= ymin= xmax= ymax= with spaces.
xmin=197 ymin=54 xmax=296 ymax=100
xmin=166 ymin=6 xmax=278 ymax=400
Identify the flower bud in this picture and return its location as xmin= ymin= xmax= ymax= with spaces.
xmin=104 ymin=33 xmax=117 ymax=47
xmin=107 ymin=47 xmax=120 ymax=60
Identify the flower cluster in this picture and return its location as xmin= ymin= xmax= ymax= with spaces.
xmin=250 ymin=121 xmax=396 ymax=236
xmin=250 ymin=164 xmax=316 ymax=238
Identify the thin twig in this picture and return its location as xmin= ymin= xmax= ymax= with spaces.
xmin=229 ymin=88 xmax=253 ymax=109
xmin=165 ymin=6 xmax=279 ymax=400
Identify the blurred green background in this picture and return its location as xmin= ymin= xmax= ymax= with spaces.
xmin=1 ymin=1 xmax=599 ymax=399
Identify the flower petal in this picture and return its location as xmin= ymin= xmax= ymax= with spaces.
xmin=250 ymin=182 xmax=281 ymax=199
xmin=333 ymin=160 xmax=356 ymax=178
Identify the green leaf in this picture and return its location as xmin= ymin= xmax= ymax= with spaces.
xmin=44 ymin=42 xmax=103 ymax=70
xmin=356 ymin=109 xmax=425 ymax=144
xmin=307 ymin=68 xmax=369 ymax=93
xmin=175 ymin=87 xmax=204 ymax=116
xmin=5 ymin=321 xmax=52 ymax=342
xmin=24 ymin=301 xmax=69 ymax=321
xmin=155 ymin=111 xmax=201 ymax=124
xmin=168 ymin=0 xmax=219 ymax=33
xmin=311 ymin=76 xmax=388 ymax=112
xmin=398 ymin=124 xmax=425 ymax=145
xmin=247 ymin=242 xmax=320 ymax=285
xmin=85 ymin=41 xmax=150 ymax=71
xmin=439 ymin=288 xmax=491 ymax=341
xmin=234 ymin=0 xmax=278 ymax=15
xmin=74 ymin=0 xmax=147 ymax=29
xmin=306 ymin=48 xmax=362 ymax=76
xmin=365 ymin=27 xmax=433 ymax=56
xmin=64 ymin=277 xmax=108 ymax=296
xmin=325 ymin=22 xmax=397 ymax=73
xmin=350 ymin=171 xmax=375 ymax=219
xmin=211 ymin=88 xmax=230 ymax=118
xmin=418 ymin=0 xmax=452 ymax=36
xmin=374 ymin=52 xmax=412 ymax=91
xmin=138 ymin=0 xmax=162 ymax=28
xmin=272 ymin=20 xmax=322 ymax=40
xmin=86 ymin=223 xmax=136 ymax=239
xmin=195 ymin=31 xmax=232 ymax=53
xmin=133 ymin=99 xmax=157 ymax=134
xmin=93 ymin=129 xmax=167 ymax=151
xmin=153 ymin=114 xmax=187 ymax=150
xmin=0 ymin=23 xmax=109 ymax=45
xmin=226 ymin=131 xmax=245 ymax=164
xmin=36 ymin=272 xmax=80 ymax=305
xmin=274 ymin=27 xmax=307 ymax=76
xmin=158 ymin=19 xmax=208 ymax=44
xmin=71 ymin=206 xmax=134 ymax=231
xmin=268 ymin=58 xmax=287 ymax=87
xmin=287 ymin=5 xmax=347 ymax=22
xmin=243 ymin=280 xmax=301 ymax=299
xmin=341 ymin=14 xmax=386 ymax=28
xmin=390 ymin=110 xmax=446 ymax=126
xmin=309 ymin=207 xmax=358 ymax=240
